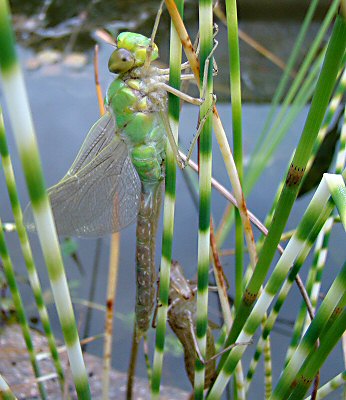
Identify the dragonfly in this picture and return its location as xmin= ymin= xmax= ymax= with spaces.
xmin=25 ymin=29 xmax=205 ymax=340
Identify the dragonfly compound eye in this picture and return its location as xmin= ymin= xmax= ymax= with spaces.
xmin=108 ymin=48 xmax=135 ymax=74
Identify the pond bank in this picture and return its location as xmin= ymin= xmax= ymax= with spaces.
xmin=0 ymin=324 xmax=189 ymax=399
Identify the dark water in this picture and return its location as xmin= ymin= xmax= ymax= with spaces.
xmin=0 ymin=2 xmax=344 ymax=398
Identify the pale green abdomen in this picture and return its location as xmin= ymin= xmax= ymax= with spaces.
xmin=106 ymin=77 xmax=166 ymax=183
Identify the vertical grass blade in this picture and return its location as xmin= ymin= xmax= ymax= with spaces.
xmin=0 ymin=218 xmax=47 ymax=399
xmin=225 ymin=0 xmax=245 ymax=309
xmin=216 ymin=13 xmax=346 ymax=374
xmin=0 ymin=1 xmax=91 ymax=398
xmin=224 ymin=1 xmax=247 ymax=396
xmin=0 ymin=109 xmax=65 ymax=391
xmin=102 ymin=232 xmax=120 ymax=399
xmin=194 ymin=0 xmax=213 ymax=397
xmin=151 ymin=1 xmax=183 ymax=398
xmin=263 ymin=336 xmax=272 ymax=398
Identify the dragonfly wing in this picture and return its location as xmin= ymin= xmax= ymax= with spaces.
xmin=66 ymin=110 xmax=117 ymax=176
xmin=24 ymin=120 xmax=141 ymax=237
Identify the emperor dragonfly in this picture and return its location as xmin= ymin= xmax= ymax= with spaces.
xmin=25 ymin=31 xmax=202 ymax=338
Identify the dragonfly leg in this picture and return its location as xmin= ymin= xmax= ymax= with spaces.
xmin=175 ymin=30 xmax=218 ymax=80
xmin=159 ymin=106 xmax=217 ymax=171
xmin=156 ymin=82 xmax=204 ymax=105
xmin=144 ymin=0 xmax=165 ymax=70
xmin=151 ymin=278 xmax=163 ymax=329
xmin=186 ymin=309 xmax=251 ymax=366
xmin=159 ymin=92 xmax=215 ymax=170
xmin=157 ymin=61 xmax=192 ymax=76
xmin=183 ymin=95 xmax=217 ymax=167
xmin=200 ymin=38 xmax=218 ymax=99
xmin=159 ymin=110 xmax=185 ymax=169
xmin=205 ymin=340 xmax=253 ymax=364
xmin=186 ymin=310 xmax=207 ymax=365
xmin=156 ymin=31 xmax=218 ymax=99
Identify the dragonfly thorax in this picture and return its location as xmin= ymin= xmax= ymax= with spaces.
xmin=106 ymin=65 xmax=167 ymax=183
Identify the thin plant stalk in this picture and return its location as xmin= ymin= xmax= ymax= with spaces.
xmin=0 ymin=375 xmax=17 ymax=400
xmin=301 ymin=218 xmax=333 ymax=334
xmin=0 ymin=218 xmax=47 ymax=399
xmin=151 ymin=1 xmax=183 ymax=397
xmin=225 ymin=0 xmax=248 ymax=311
xmin=102 ymin=232 xmax=120 ymax=399
xmin=224 ymin=2 xmax=248 ymax=395
xmin=193 ymin=0 xmax=213 ymax=397
xmin=216 ymin=14 xmax=346 ymax=377
xmin=210 ymin=221 xmax=232 ymax=327
xmin=263 ymin=336 xmax=272 ymax=399
xmin=0 ymin=1 xmax=91 ymax=398
xmin=94 ymin=45 xmax=105 ymax=117
xmin=0 ymin=110 xmax=65 ymax=390
xmin=210 ymin=223 xmax=244 ymax=398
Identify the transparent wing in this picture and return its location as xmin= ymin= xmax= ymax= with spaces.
xmin=67 ymin=110 xmax=118 ymax=175
xmin=24 ymin=112 xmax=141 ymax=237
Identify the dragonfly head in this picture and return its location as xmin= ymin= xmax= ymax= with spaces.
xmin=108 ymin=48 xmax=136 ymax=74
xmin=109 ymin=32 xmax=159 ymax=74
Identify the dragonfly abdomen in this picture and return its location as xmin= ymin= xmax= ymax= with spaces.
xmin=135 ymin=181 xmax=162 ymax=334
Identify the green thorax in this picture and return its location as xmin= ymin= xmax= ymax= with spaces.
xmin=106 ymin=33 xmax=167 ymax=183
